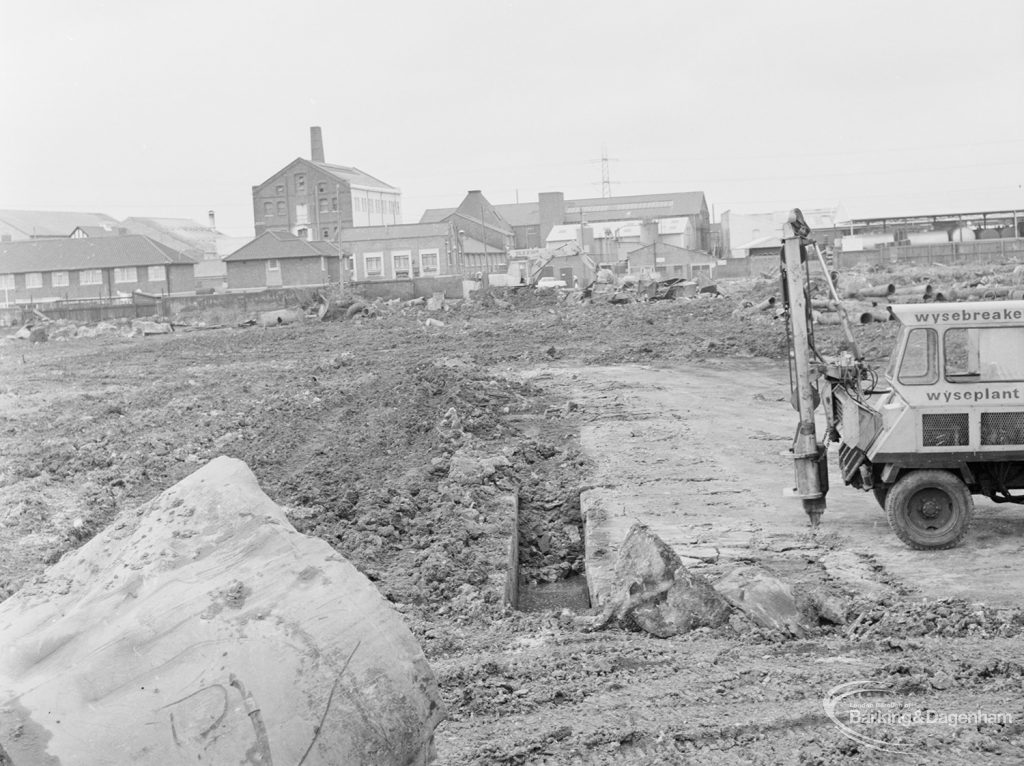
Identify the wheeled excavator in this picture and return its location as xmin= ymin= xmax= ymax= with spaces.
xmin=782 ymin=209 xmax=1024 ymax=549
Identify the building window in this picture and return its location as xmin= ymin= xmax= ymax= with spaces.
xmin=80 ymin=269 xmax=102 ymax=285
xmin=267 ymin=259 xmax=281 ymax=272
xmin=321 ymin=229 xmax=329 ymax=239
xmin=295 ymin=174 xmax=306 ymax=193
xmin=114 ymin=267 xmax=137 ymax=283
xmin=317 ymin=183 xmax=326 ymax=194
xmin=331 ymin=196 xmax=338 ymax=211
xmin=25 ymin=272 xmax=43 ymax=289
xmin=319 ymin=197 xmax=328 ymax=213
xmin=277 ymin=201 xmax=285 ymax=215
xmin=0 ymin=274 xmax=14 ymax=290
xmin=264 ymin=201 xmax=273 ymax=217
xmin=364 ymin=252 xmax=383 ymax=277
xmin=321 ymin=256 xmax=326 ymax=271
xmin=393 ymin=251 xmax=411 ymax=278
xmin=420 ymin=249 xmax=439 ymax=274
xmin=148 ymin=265 xmax=165 ymax=281
xmin=276 ymin=184 xmax=284 ymax=195
xmin=297 ymin=228 xmax=308 ymax=240
xmin=395 ymin=200 xmax=400 ymax=216
xmin=52 ymin=271 xmax=69 ymax=287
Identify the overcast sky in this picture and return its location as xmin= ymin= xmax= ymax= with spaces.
xmin=2 ymin=0 xmax=1022 ymax=237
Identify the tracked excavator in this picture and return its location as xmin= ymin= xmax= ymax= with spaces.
xmin=782 ymin=209 xmax=1024 ymax=550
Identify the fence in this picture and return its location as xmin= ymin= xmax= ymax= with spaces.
xmin=715 ymin=238 xmax=1024 ymax=281
xmin=3 ymin=288 xmax=318 ymax=327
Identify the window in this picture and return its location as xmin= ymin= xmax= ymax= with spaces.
xmin=364 ymin=252 xmax=383 ymax=277
xmin=114 ymin=267 xmax=137 ymax=284
xmin=264 ymin=201 xmax=273 ymax=217
xmin=322 ymin=229 xmax=329 ymax=239
xmin=319 ymin=197 xmax=328 ymax=213
xmin=898 ymin=328 xmax=938 ymax=385
xmin=393 ymin=251 xmax=411 ymax=278
xmin=267 ymin=259 xmax=281 ymax=272
xmin=25 ymin=272 xmax=43 ymax=289
xmin=277 ymin=201 xmax=285 ymax=215
xmin=148 ymin=266 xmax=164 ymax=282
xmin=295 ymin=174 xmax=306 ymax=193
xmin=945 ymin=327 xmax=1024 ymax=382
xmin=80 ymin=269 xmax=102 ymax=286
xmin=420 ymin=249 xmax=439 ymax=274
xmin=321 ymin=256 xmax=327 ymax=271
xmin=52 ymin=271 xmax=69 ymax=287
xmin=0 ymin=274 xmax=14 ymax=290
xmin=296 ymin=228 xmax=308 ymax=240
xmin=276 ymin=184 xmax=284 ymax=195
xmin=317 ymin=183 xmax=326 ymax=194
xmin=331 ymin=197 xmax=338 ymax=211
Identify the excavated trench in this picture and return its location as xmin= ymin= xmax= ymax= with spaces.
xmin=510 ymin=488 xmax=592 ymax=613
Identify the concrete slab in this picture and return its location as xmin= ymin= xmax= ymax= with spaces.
xmin=533 ymin=360 xmax=1024 ymax=609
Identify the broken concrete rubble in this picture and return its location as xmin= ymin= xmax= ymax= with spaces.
xmin=714 ymin=565 xmax=806 ymax=636
xmin=596 ymin=523 xmax=731 ymax=638
xmin=131 ymin=319 xmax=172 ymax=335
xmin=0 ymin=456 xmax=443 ymax=766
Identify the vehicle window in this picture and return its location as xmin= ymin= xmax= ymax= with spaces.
xmin=945 ymin=326 xmax=1024 ymax=382
xmin=898 ymin=328 xmax=938 ymax=385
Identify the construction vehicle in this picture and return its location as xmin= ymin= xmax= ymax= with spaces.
xmin=525 ymin=242 xmax=598 ymax=286
xmin=782 ymin=209 xmax=1024 ymax=549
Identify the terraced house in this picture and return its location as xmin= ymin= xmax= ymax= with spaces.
xmin=0 ymin=235 xmax=196 ymax=306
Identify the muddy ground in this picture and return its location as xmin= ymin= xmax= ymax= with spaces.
xmin=2 ymin=262 xmax=1024 ymax=765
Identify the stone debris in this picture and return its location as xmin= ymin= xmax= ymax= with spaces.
xmin=0 ymin=457 xmax=443 ymax=766
xmin=714 ymin=565 xmax=805 ymax=636
xmin=596 ymin=523 xmax=731 ymax=637
xmin=258 ymin=308 xmax=304 ymax=326
xmin=131 ymin=319 xmax=173 ymax=335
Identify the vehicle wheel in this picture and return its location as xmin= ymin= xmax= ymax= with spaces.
xmin=884 ymin=470 xmax=973 ymax=550
xmin=872 ymin=484 xmax=889 ymax=510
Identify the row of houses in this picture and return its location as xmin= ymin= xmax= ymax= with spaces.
xmin=0 ymin=126 xmax=732 ymax=305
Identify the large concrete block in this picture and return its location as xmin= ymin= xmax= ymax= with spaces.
xmin=0 ymin=456 xmax=443 ymax=765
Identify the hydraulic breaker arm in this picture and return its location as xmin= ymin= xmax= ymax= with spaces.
xmin=781 ymin=209 xmax=828 ymax=524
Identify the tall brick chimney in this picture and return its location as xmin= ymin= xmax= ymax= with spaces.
xmin=310 ymin=126 xmax=325 ymax=163
xmin=538 ymin=191 xmax=565 ymax=247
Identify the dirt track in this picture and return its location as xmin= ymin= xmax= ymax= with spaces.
xmin=2 ymin=283 xmax=1024 ymax=764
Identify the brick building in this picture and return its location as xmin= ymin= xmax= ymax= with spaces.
xmin=422 ymin=190 xmax=711 ymax=254
xmin=223 ymin=230 xmax=340 ymax=291
xmin=0 ymin=235 xmax=196 ymax=305
xmin=340 ymin=222 xmax=458 ymax=282
xmin=252 ymin=127 xmax=401 ymax=241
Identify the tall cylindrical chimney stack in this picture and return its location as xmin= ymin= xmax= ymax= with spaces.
xmin=208 ymin=210 xmax=216 ymax=229
xmin=310 ymin=126 xmax=325 ymax=163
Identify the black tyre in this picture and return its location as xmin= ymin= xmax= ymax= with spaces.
xmin=872 ymin=484 xmax=889 ymax=510
xmin=884 ymin=470 xmax=973 ymax=550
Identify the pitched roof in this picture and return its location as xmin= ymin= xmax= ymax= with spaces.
xmin=223 ymin=230 xmax=339 ymax=261
xmin=339 ymin=222 xmax=451 ymax=243
xmin=0 ymin=235 xmax=196 ymax=273
xmin=0 ymin=209 xmax=121 ymax=238
xmin=311 ymin=161 xmax=397 ymax=191
xmin=453 ymin=191 xmax=513 ymax=233
xmin=71 ymin=225 xmax=123 ymax=237
xmin=420 ymin=191 xmax=707 ymax=228
xmin=627 ymin=242 xmax=715 ymax=260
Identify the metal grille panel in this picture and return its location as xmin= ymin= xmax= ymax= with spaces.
xmin=922 ymin=412 xmax=969 ymax=447
xmin=981 ymin=412 xmax=1024 ymax=445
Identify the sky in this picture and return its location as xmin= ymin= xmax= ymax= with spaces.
xmin=1 ymin=0 xmax=1022 ymax=237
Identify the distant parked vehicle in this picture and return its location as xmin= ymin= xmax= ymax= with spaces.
xmin=535 ymin=277 xmax=568 ymax=289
